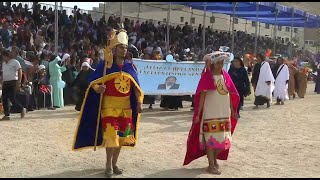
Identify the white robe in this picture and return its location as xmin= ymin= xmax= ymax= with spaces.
xmin=273 ymin=64 xmax=289 ymax=100
xmin=255 ymin=61 xmax=275 ymax=102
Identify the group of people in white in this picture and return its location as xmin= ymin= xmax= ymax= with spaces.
xmin=252 ymin=54 xmax=291 ymax=109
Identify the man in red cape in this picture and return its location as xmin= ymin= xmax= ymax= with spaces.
xmin=183 ymin=65 xmax=240 ymax=166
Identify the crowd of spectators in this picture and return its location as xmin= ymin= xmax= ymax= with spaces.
xmin=0 ymin=2 xmax=313 ymax=113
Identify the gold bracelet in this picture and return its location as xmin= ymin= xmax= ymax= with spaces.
xmin=93 ymin=84 xmax=100 ymax=92
xmin=137 ymin=97 xmax=143 ymax=103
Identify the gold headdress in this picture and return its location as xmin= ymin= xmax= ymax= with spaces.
xmin=104 ymin=25 xmax=129 ymax=68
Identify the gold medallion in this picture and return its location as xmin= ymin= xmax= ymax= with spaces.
xmin=216 ymin=79 xmax=228 ymax=95
xmin=114 ymin=75 xmax=131 ymax=94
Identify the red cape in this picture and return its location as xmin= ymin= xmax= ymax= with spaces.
xmin=183 ymin=68 xmax=240 ymax=166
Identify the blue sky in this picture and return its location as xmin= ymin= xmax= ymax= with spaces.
xmin=39 ymin=2 xmax=102 ymax=11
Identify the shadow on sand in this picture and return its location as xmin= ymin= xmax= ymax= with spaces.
xmin=35 ymin=167 xmax=211 ymax=178
xmin=35 ymin=169 xmax=106 ymax=178
xmin=143 ymin=167 xmax=211 ymax=178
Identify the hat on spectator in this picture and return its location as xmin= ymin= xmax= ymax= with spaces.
xmin=38 ymin=65 xmax=46 ymax=71
xmin=155 ymin=47 xmax=162 ymax=52
xmin=21 ymin=45 xmax=26 ymax=51
xmin=144 ymin=46 xmax=153 ymax=55
xmin=61 ymin=53 xmax=70 ymax=63
xmin=81 ymin=62 xmax=94 ymax=70
xmin=84 ymin=57 xmax=93 ymax=65
xmin=6 ymin=46 xmax=13 ymax=51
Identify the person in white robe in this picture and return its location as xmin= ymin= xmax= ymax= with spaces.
xmin=273 ymin=57 xmax=289 ymax=105
xmin=253 ymin=54 xmax=275 ymax=109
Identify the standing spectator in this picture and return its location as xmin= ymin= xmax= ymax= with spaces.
xmin=0 ymin=22 xmax=11 ymax=48
xmin=48 ymin=54 xmax=66 ymax=108
xmin=39 ymin=51 xmax=50 ymax=70
xmin=61 ymin=53 xmax=77 ymax=105
xmin=1 ymin=49 xmax=26 ymax=120
xmin=314 ymin=59 xmax=320 ymax=94
xmin=128 ymin=37 xmax=139 ymax=58
xmin=228 ymin=57 xmax=250 ymax=118
xmin=72 ymin=62 xmax=94 ymax=111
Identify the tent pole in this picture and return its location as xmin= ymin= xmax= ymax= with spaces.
xmin=138 ymin=2 xmax=141 ymax=19
xmin=202 ymin=2 xmax=207 ymax=54
xmin=231 ymin=2 xmax=236 ymax=54
xmin=258 ymin=22 xmax=261 ymax=36
xmin=317 ymin=16 xmax=320 ymax=53
xmin=59 ymin=2 xmax=62 ymax=32
xmin=303 ymin=13 xmax=307 ymax=54
xmin=245 ymin=19 xmax=247 ymax=33
xmin=190 ymin=9 xmax=193 ymax=25
xmin=254 ymin=2 xmax=259 ymax=56
xmin=103 ymin=2 xmax=106 ymax=20
xmin=290 ymin=8 xmax=294 ymax=59
xmin=211 ymin=13 xmax=214 ymax=30
xmin=273 ymin=9 xmax=278 ymax=56
xmin=166 ymin=2 xmax=171 ymax=55
xmin=120 ymin=2 xmax=123 ymax=24
xmin=54 ymin=2 xmax=58 ymax=55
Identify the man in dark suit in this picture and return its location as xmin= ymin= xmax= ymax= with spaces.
xmin=158 ymin=76 xmax=180 ymax=90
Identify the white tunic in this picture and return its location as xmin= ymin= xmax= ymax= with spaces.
xmin=255 ymin=61 xmax=275 ymax=102
xmin=273 ymin=64 xmax=290 ymax=100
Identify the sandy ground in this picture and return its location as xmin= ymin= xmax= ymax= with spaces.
xmin=0 ymin=82 xmax=319 ymax=178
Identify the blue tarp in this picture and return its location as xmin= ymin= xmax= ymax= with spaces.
xmin=170 ymin=2 xmax=320 ymax=28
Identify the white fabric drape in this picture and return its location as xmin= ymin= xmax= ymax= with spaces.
xmin=273 ymin=64 xmax=290 ymax=100
xmin=255 ymin=61 xmax=275 ymax=101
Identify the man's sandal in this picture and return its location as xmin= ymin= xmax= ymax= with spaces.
xmin=105 ymin=168 xmax=113 ymax=178
xmin=113 ymin=166 xmax=123 ymax=175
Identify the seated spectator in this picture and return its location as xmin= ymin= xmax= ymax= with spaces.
xmin=11 ymin=70 xmax=33 ymax=112
xmin=33 ymin=65 xmax=55 ymax=110
xmin=152 ymin=47 xmax=163 ymax=60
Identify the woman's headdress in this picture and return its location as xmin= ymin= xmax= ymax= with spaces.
xmin=203 ymin=51 xmax=232 ymax=64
